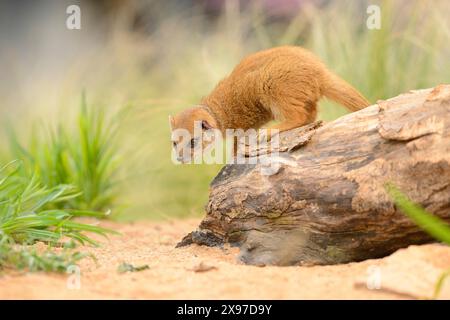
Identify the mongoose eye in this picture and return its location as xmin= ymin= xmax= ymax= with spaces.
xmin=172 ymin=141 xmax=177 ymax=148
xmin=190 ymin=138 xmax=198 ymax=148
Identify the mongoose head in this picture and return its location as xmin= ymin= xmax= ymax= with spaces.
xmin=169 ymin=106 xmax=219 ymax=163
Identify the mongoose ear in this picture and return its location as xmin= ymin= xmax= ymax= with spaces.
xmin=201 ymin=120 xmax=213 ymax=130
xmin=168 ymin=115 xmax=174 ymax=130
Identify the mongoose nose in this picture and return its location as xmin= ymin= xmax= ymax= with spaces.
xmin=177 ymin=156 xmax=184 ymax=162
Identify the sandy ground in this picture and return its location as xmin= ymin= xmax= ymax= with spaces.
xmin=1 ymin=219 xmax=449 ymax=300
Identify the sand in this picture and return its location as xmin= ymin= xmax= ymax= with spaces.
xmin=1 ymin=219 xmax=449 ymax=300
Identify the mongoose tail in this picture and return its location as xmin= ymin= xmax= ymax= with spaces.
xmin=322 ymin=71 xmax=371 ymax=111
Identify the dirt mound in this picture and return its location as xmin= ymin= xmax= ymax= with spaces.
xmin=1 ymin=219 xmax=449 ymax=299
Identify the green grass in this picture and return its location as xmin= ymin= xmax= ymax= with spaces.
xmin=0 ymin=98 xmax=122 ymax=272
xmin=7 ymin=96 xmax=121 ymax=213
xmin=0 ymin=239 xmax=89 ymax=273
xmin=386 ymin=183 xmax=450 ymax=299
xmin=117 ymin=262 xmax=149 ymax=274
xmin=0 ymin=160 xmax=118 ymax=272
xmin=386 ymin=184 xmax=450 ymax=245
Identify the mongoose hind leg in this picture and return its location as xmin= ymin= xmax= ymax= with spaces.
xmin=263 ymin=100 xmax=318 ymax=137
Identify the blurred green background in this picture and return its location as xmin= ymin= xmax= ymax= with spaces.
xmin=0 ymin=0 xmax=449 ymax=221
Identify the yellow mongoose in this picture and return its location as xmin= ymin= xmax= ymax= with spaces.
xmin=170 ymin=46 xmax=370 ymax=158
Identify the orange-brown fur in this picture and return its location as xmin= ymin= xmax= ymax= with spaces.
xmin=170 ymin=45 xmax=370 ymax=138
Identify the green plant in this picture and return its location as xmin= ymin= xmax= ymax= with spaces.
xmin=117 ymin=262 xmax=149 ymax=274
xmin=386 ymin=184 xmax=450 ymax=244
xmin=0 ymin=238 xmax=89 ymax=273
xmin=8 ymin=96 xmax=121 ymax=212
xmin=0 ymin=160 xmax=118 ymax=272
xmin=386 ymin=183 xmax=450 ymax=299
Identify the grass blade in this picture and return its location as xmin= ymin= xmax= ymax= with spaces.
xmin=386 ymin=183 xmax=450 ymax=245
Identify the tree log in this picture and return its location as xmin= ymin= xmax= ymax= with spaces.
xmin=177 ymin=85 xmax=450 ymax=266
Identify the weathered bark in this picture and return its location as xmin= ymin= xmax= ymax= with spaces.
xmin=177 ymin=85 xmax=450 ymax=266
